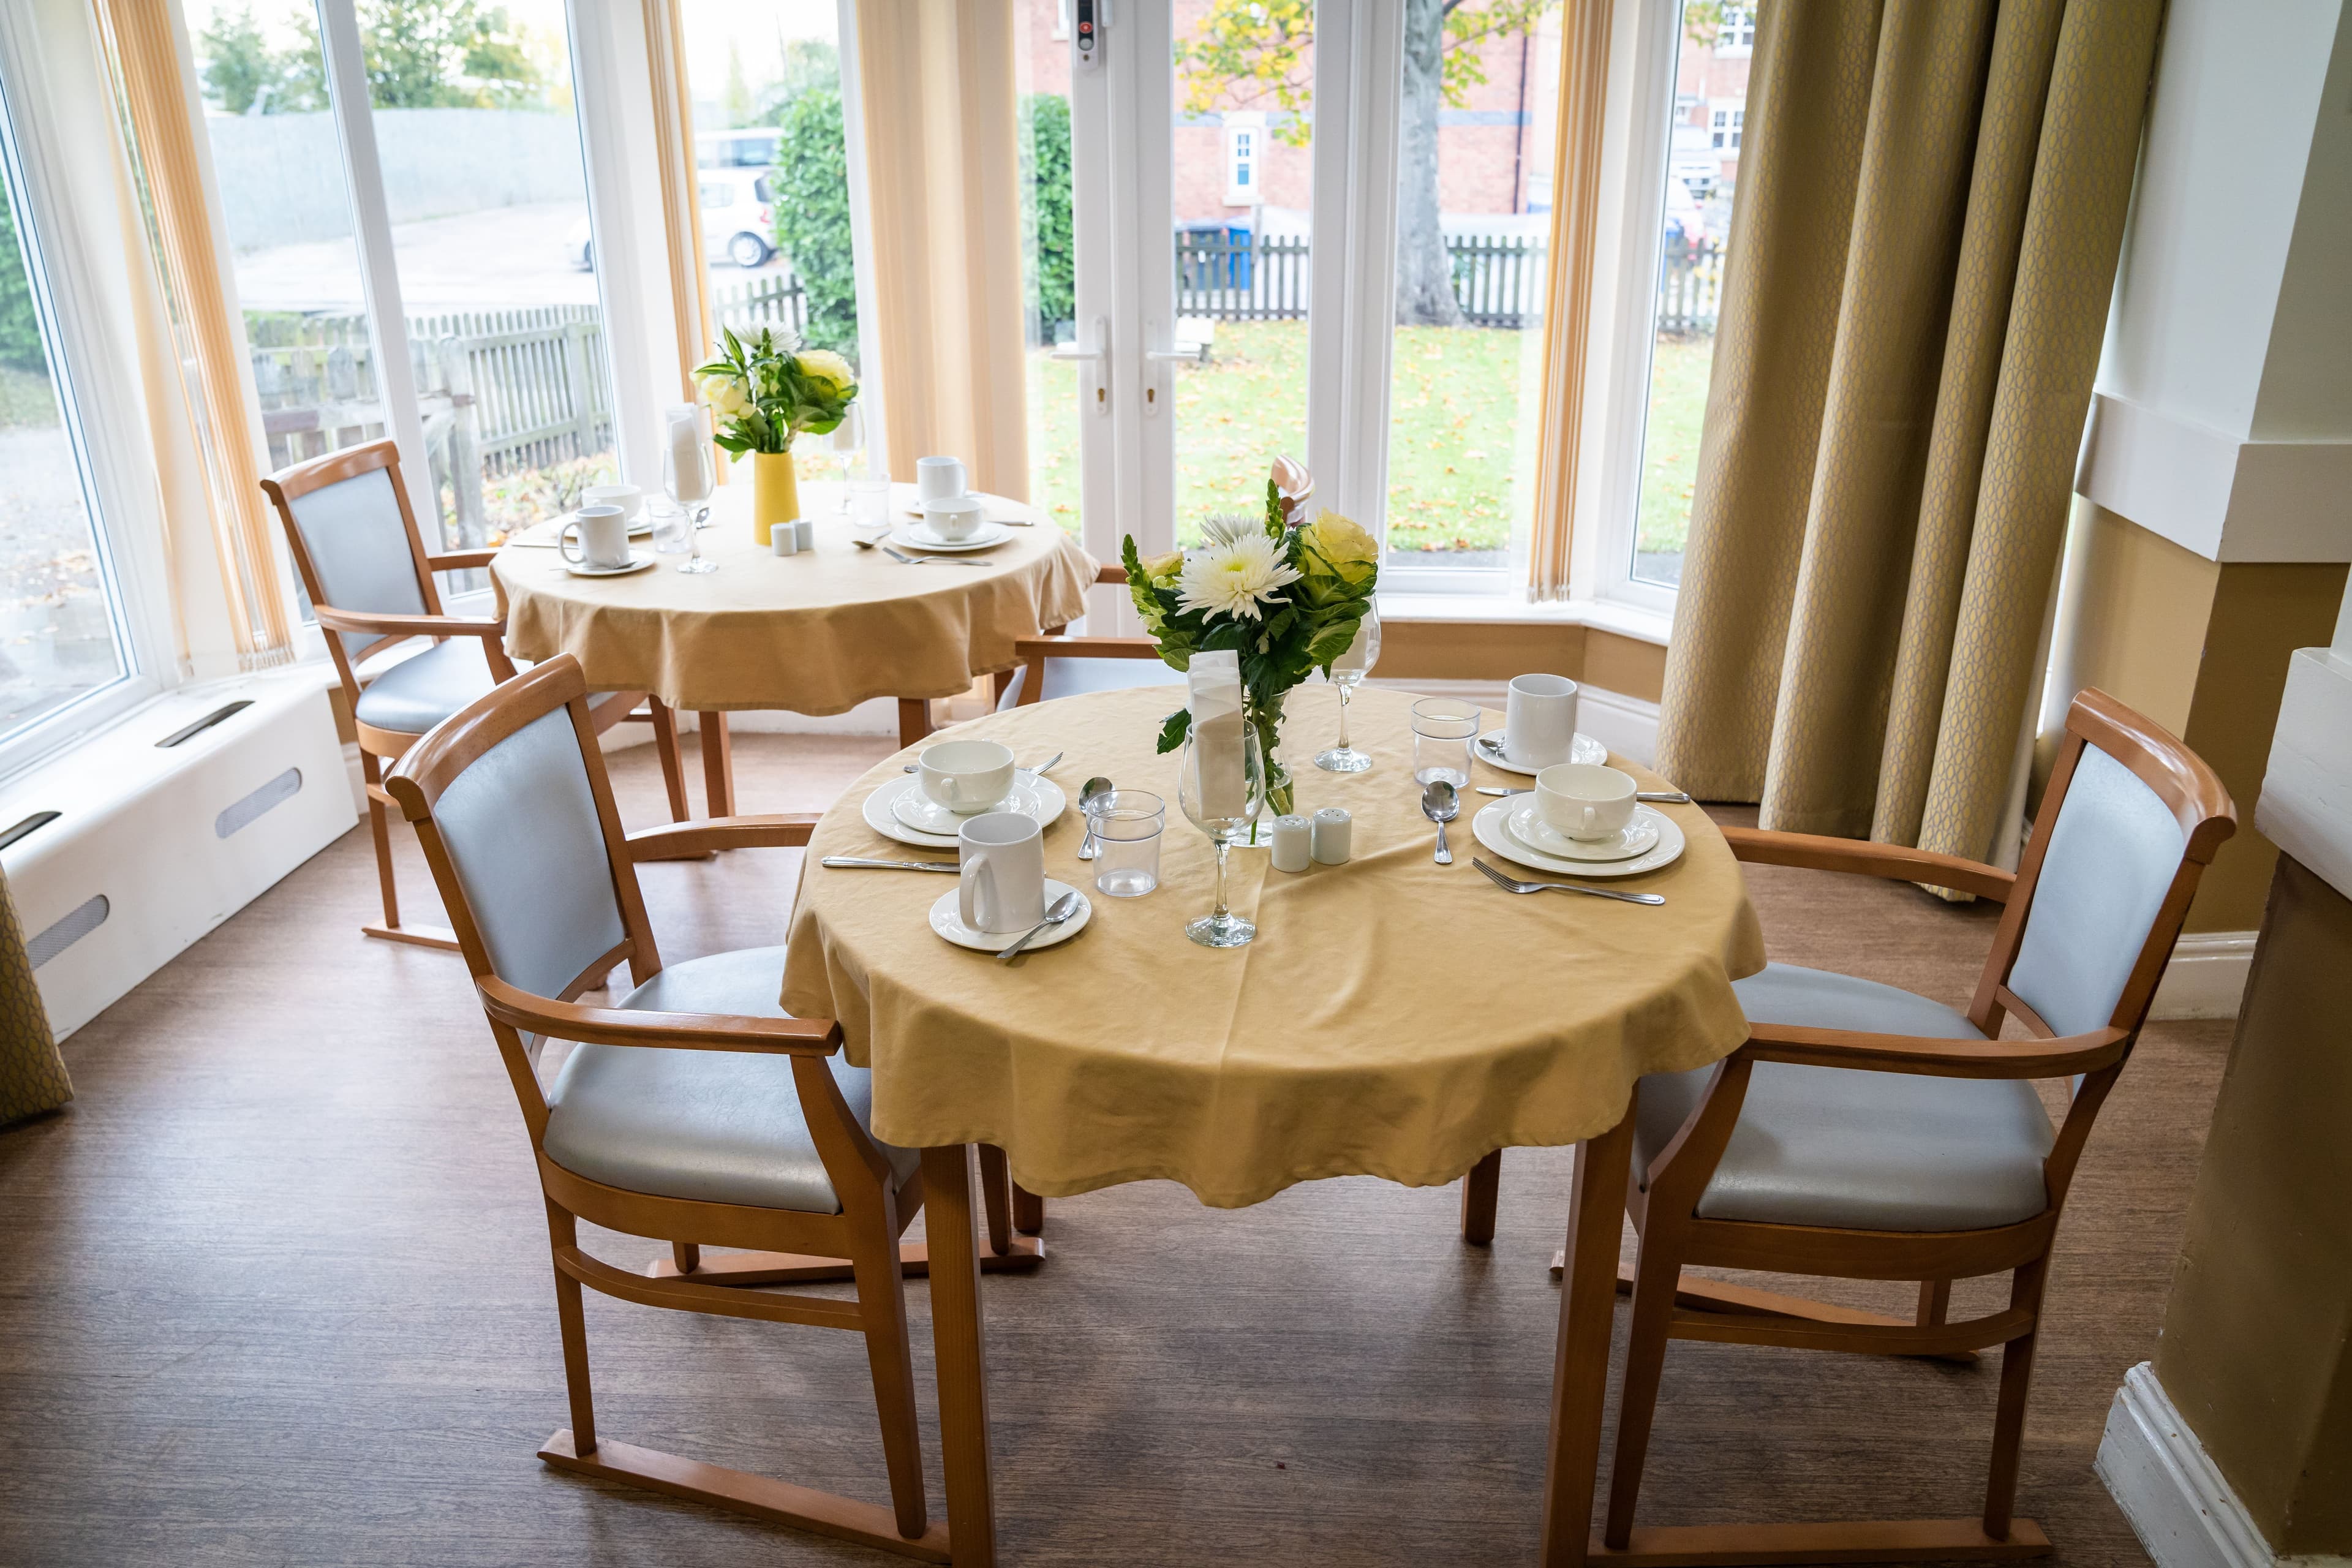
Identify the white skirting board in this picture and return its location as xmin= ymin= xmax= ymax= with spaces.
xmin=2096 ymin=1362 xmax=2351 ymax=1568
xmin=2148 ymin=930 xmax=2256 ymax=1021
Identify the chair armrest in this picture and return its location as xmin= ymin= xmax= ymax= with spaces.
xmin=1010 ymin=634 xmax=1167 ymax=659
xmin=478 ymin=974 xmax=842 ymax=1056
xmin=428 ymin=548 xmax=500 ymax=573
xmin=625 ymin=813 xmax=820 ymax=860
xmin=1095 ymin=562 xmax=1129 ymax=586
xmin=315 ymin=606 xmax=508 ymax=643
xmin=1741 ymin=1022 xmax=2130 ymax=1079
xmin=1720 ymin=825 xmax=2015 ymax=903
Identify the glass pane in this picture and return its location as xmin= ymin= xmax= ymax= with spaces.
xmin=1170 ymin=3 xmax=1313 ymax=545
xmin=0 ymin=107 xmax=132 ymax=734
xmin=1380 ymin=3 xmax=1559 ymax=581
xmin=1630 ymin=5 xmax=1738 ymax=589
xmin=1015 ymin=6 xmax=1080 ymax=537
xmin=680 ymin=2 xmax=860 ymax=497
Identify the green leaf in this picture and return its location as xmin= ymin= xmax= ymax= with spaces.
xmin=1156 ymin=708 xmax=1193 ymax=754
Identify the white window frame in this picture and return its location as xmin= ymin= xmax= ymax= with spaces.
xmin=1710 ymin=101 xmax=1743 ymax=150
xmin=1221 ymin=110 xmax=1264 ymax=206
xmin=1716 ymin=4 xmax=1757 ymax=56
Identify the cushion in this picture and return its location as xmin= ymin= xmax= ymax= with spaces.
xmin=1633 ymin=963 xmax=2055 ymax=1232
xmin=541 ymin=946 xmax=920 ymax=1213
xmin=998 ymin=651 xmax=1188 ymax=709
xmin=355 ymin=641 xmax=631 ymax=737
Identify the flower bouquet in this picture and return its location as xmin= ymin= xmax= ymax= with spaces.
xmin=1122 ymin=480 xmax=1379 ymax=818
xmin=694 ymin=326 xmax=858 ymax=543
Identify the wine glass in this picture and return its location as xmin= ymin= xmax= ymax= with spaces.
xmin=1177 ymin=720 xmax=1268 ymax=949
xmin=1314 ymin=598 xmax=1382 ymax=772
xmin=827 ymin=404 xmax=865 ymax=511
xmin=665 ymin=404 xmax=717 ymax=574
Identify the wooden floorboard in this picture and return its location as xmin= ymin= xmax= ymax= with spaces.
xmin=0 ymin=737 xmax=2218 ymax=1566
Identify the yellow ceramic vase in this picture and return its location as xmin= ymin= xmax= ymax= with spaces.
xmin=751 ymin=449 xmax=799 ymax=546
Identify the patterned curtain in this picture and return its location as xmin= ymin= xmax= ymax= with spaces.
xmin=1653 ymin=0 xmax=2162 ymax=863
xmin=0 ymin=866 xmax=69 ymax=1127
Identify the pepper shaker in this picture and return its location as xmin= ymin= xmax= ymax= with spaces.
xmin=1310 ymin=807 xmax=1352 ymax=865
xmin=1270 ymin=814 xmax=1313 ymax=873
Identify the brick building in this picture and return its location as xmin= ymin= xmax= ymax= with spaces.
xmin=1666 ymin=3 xmax=1752 ymax=197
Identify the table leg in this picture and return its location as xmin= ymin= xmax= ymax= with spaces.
xmin=698 ymin=712 xmax=734 ymax=818
xmin=922 ymin=1144 xmax=996 ymax=1566
xmin=898 ymin=698 xmax=934 ymax=748
xmin=1540 ymin=1106 xmax=1636 ymax=1567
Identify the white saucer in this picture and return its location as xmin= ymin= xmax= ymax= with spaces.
xmin=861 ymin=769 xmax=1068 ymax=849
xmin=1471 ymin=799 xmax=1686 ymax=878
xmin=1504 ymin=797 xmax=1663 ymax=861
xmin=564 ymin=550 xmax=656 ymax=578
xmin=1476 ymin=730 xmax=1608 ymax=776
xmin=892 ymin=522 xmax=1011 ymax=552
xmin=930 ymin=878 xmax=1091 ymax=952
xmin=892 ymin=788 xmax=1016 ymax=835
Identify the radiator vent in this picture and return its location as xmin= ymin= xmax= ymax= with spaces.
xmin=156 ymin=701 xmax=252 ymax=748
xmin=214 ymin=768 xmax=303 ymax=840
xmin=28 ymin=895 xmax=108 ymax=970
xmin=0 ymin=811 xmax=59 ymax=853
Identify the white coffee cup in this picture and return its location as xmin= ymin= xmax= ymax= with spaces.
xmin=1536 ymin=762 xmax=1638 ymax=843
xmin=959 ymin=811 xmax=1045 ymax=933
xmin=1506 ymin=673 xmax=1581 ymax=769
xmin=924 ymin=496 xmax=987 ymax=541
xmin=916 ymin=455 xmax=968 ymax=504
xmin=919 ymin=739 xmax=1017 ymax=815
xmin=559 ymin=504 xmax=633 ymax=570
xmin=581 ymin=483 xmax=643 ymax=522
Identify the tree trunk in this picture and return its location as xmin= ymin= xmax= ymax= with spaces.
xmin=1395 ymin=0 xmax=1463 ymax=326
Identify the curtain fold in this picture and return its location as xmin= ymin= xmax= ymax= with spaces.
xmin=643 ymin=0 xmax=717 ymax=408
xmin=92 ymin=0 xmax=295 ymax=671
xmin=1526 ymin=0 xmax=1613 ymax=600
xmin=0 ymin=865 xmax=69 ymax=1128
xmin=1653 ymin=0 xmax=2162 ymax=864
xmin=853 ymin=0 xmax=1030 ymax=501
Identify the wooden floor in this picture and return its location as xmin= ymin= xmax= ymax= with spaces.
xmin=0 ymin=732 xmax=2217 ymax=1567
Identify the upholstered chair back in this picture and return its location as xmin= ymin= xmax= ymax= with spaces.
xmin=274 ymin=453 xmax=431 ymax=659
xmin=426 ymin=706 xmax=627 ymax=1001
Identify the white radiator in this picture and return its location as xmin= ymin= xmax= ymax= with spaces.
xmin=0 ymin=666 xmax=356 ymax=1040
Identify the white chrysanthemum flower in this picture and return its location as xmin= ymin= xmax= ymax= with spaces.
xmin=1199 ymin=512 xmax=1264 ymax=548
xmin=1177 ymin=530 xmax=1302 ymax=622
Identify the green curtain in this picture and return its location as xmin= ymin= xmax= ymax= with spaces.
xmin=0 ymin=864 xmax=68 ymax=1125
xmin=1653 ymin=0 xmax=2163 ymax=864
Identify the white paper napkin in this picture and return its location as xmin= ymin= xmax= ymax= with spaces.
xmin=1188 ymin=649 xmax=1248 ymax=818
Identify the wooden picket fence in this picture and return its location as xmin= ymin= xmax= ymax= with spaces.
xmin=1657 ymin=236 xmax=1724 ymax=336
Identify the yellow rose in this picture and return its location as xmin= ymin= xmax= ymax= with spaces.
xmin=699 ymin=372 xmax=747 ymax=418
xmin=1139 ymin=549 xmax=1185 ymax=585
xmin=796 ymin=349 xmax=856 ymax=398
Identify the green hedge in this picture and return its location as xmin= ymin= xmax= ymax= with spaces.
xmin=1021 ymin=93 xmax=1072 ymax=332
xmin=766 ymin=82 xmax=858 ymax=360
xmin=0 ymin=169 xmax=45 ymax=374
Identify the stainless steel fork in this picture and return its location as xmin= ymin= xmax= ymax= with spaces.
xmin=1471 ymin=858 xmax=1664 ymax=906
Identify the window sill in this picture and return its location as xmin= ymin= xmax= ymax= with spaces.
xmin=1380 ymin=590 xmax=1673 ymax=647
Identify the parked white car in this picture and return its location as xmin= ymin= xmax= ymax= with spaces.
xmin=563 ymin=167 xmax=777 ymax=271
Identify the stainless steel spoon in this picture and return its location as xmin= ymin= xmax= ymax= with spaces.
xmin=1421 ymin=778 xmax=1460 ymax=865
xmin=997 ymin=890 xmax=1083 ymax=962
xmin=1076 ymin=775 xmax=1113 ymax=859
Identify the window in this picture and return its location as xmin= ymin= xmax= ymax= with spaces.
xmin=1710 ymin=104 xmax=1743 ymax=150
xmin=1222 ymin=113 xmax=1262 ymax=206
xmin=1716 ymin=5 xmax=1757 ymax=55
xmin=0 ymin=64 xmax=136 ymax=747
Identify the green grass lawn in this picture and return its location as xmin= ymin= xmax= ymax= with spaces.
xmin=1023 ymin=321 xmax=1714 ymax=562
xmin=0 ymin=366 xmax=58 ymax=429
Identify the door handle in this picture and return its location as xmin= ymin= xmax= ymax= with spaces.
xmin=1052 ymin=315 xmax=1111 ymax=412
xmin=1146 ymin=342 xmax=1208 ymax=363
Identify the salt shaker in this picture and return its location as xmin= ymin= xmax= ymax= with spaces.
xmin=771 ymin=521 xmax=801 ymax=556
xmin=1270 ymin=814 xmax=1313 ymax=873
xmin=792 ymin=518 xmax=815 ymax=552
xmin=1310 ymin=807 xmax=1352 ymax=865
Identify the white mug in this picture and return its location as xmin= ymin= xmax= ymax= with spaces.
xmin=581 ymin=483 xmax=643 ymax=522
xmin=924 ymin=496 xmax=986 ymax=541
xmin=1536 ymin=763 xmax=1638 ymax=842
xmin=919 ymin=739 xmax=1017 ymax=815
xmin=559 ymin=505 xmax=632 ymax=570
xmin=959 ymin=811 xmax=1045 ymax=933
xmin=1506 ymin=673 xmax=1581 ymax=769
xmin=916 ymin=455 xmax=968 ymax=504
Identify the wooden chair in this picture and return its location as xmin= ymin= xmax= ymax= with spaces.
xmin=999 ymin=453 xmax=1314 ymax=710
xmin=262 ymin=439 xmax=690 ymax=949
xmin=383 ymin=653 xmax=1033 ymax=1558
xmin=1504 ymin=689 xmax=2234 ymax=1564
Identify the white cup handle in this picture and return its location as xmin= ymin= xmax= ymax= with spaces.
xmin=1580 ymin=804 xmax=1598 ymax=834
xmin=960 ymin=851 xmax=995 ymax=930
xmin=558 ymin=520 xmax=585 ymax=565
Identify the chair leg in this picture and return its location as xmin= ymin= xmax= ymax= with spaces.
xmin=1012 ymin=1182 xmax=1045 ymax=1236
xmin=976 ymin=1145 xmax=1014 ymax=1257
xmin=1983 ymin=1259 xmax=2049 ymax=1539
xmin=1919 ymin=1278 xmax=1953 ymax=1327
xmin=546 ymin=1204 xmax=597 ymax=1455
xmin=848 ymin=1213 xmax=931 ymax=1541
xmin=671 ymin=1240 xmax=701 ymax=1275
xmin=648 ymin=698 xmax=691 ymax=823
xmin=1602 ymin=1224 xmax=1684 ymax=1548
xmin=358 ymin=750 xmax=459 ymax=950
xmin=1461 ymin=1149 xmax=1502 ymax=1245
xmin=698 ymin=712 xmax=734 ymax=818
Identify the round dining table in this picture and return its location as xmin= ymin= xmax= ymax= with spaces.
xmin=492 ymin=479 xmax=1095 ymax=814
xmin=780 ymin=682 xmax=1766 ymax=1566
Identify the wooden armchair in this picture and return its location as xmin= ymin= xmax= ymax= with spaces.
xmin=262 ymin=439 xmax=691 ymax=949
xmin=1493 ymin=689 xmax=2234 ymax=1564
xmin=1000 ymin=453 xmax=1314 ymax=710
xmin=384 ymin=654 xmax=1030 ymax=1558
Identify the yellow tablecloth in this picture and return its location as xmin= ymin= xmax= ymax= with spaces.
xmin=494 ymin=482 xmax=1095 ymax=714
xmin=782 ymin=684 xmax=1765 ymax=1209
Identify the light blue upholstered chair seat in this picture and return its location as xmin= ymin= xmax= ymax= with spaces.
xmin=1632 ymin=963 xmax=2056 ymax=1234
xmin=995 ymin=652 xmax=1187 ymax=710
xmin=355 ymin=639 xmax=631 ymax=737
xmin=541 ymin=946 xmax=921 ymax=1213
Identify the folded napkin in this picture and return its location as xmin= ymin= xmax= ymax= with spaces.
xmin=1188 ymin=649 xmax=1248 ymax=819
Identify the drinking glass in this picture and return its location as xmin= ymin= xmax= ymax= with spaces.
xmin=1177 ymin=723 xmax=1268 ymax=948
xmin=665 ymin=404 xmax=717 ymax=574
xmin=1085 ymin=790 xmax=1164 ymax=898
xmin=827 ymin=405 xmax=866 ymax=511
xmin=1314 ymin=599 xmax=1382 ymax=773
xmin=1410 ymin=696 xmax=1479 ymax=787
xmin=850 ymin=473 xmax=892 ymax=529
